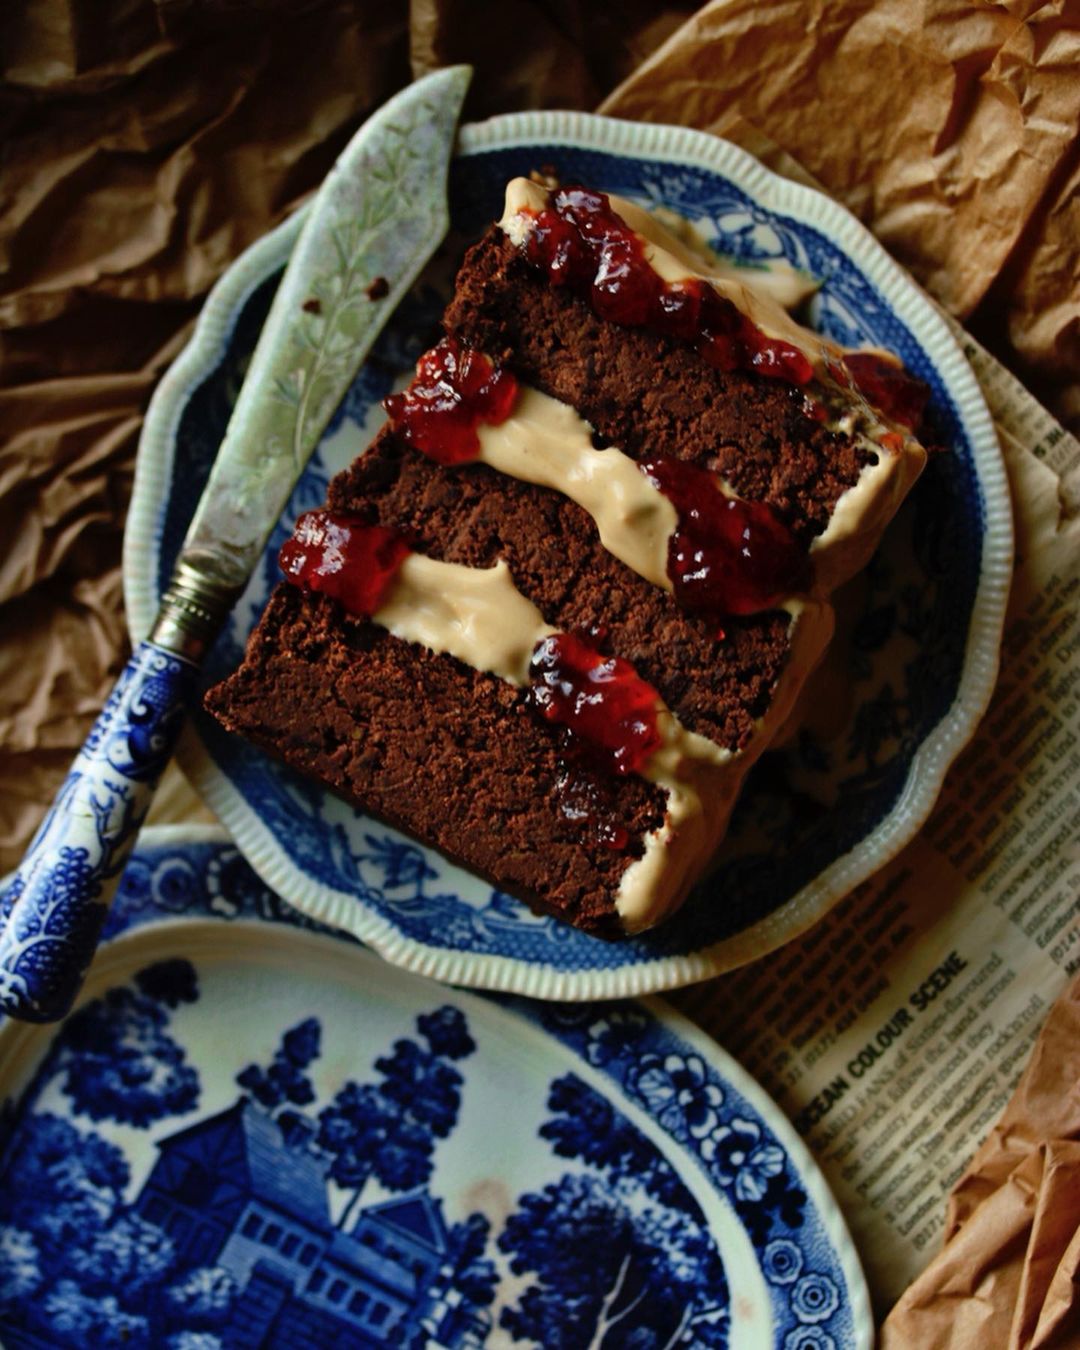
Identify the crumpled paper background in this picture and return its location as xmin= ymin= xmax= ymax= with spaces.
xmin=882 ymin=976 xmax=1080 ymax=1348
xmin=2 ymin=0 xmax=1079 ymax=1339
xmin=599 ymin=0 xmax=1080 ymax=421
xmin=0 ymin=0 xmax=696 ymax=863
xmin=0 ymin=0 xmax=412 ymax=861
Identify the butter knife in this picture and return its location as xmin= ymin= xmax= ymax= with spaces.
xmin=0 ymin=66 xmax=472 ymax=1023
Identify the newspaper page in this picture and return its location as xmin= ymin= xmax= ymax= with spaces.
xmin=675 ymin=332 xmax=1080 ymax=1314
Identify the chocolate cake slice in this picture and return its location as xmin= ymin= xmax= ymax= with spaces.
xmin=206 ymin=180 xmax=928 ymax=935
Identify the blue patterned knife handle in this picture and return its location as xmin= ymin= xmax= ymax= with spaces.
xmin=0 ymin=71 xmax=471 ymax=1024
xmin=0 ymin=642 xmax=198 ymax=1023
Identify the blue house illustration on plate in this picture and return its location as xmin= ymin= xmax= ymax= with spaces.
xmin=134 ymin=1097 xmax=488 ymax=1349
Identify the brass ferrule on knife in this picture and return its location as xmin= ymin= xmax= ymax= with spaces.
xmin=150 ymin=557 xmax=244 ymax=663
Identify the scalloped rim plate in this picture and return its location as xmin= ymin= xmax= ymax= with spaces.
xmin=125 ymin=110 xmax=1011 ymax=1001
xmin=0 ymin=823 xmax=874 ymax=1349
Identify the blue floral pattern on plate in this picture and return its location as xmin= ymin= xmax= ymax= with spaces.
xmin=0 ymin=827 xmax=871 ymax=1348
xmin=125 ymin=113 xmax=1009 ymax=996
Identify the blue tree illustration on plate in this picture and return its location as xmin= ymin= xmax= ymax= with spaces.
xmin=0 ymin=960 xmax=205 ymax=1347
xmin=499 ymin=1073 xmax=730 ymax=1350
xmin=317 ymin=1004 xmax=476 ymax=1229
xmin=440 ymin=1213 xmax=498 ymax=1311
xmin=406 ymin=1212 xmax=498 ymax=1350
xmin=0 ymin=1228 xmax=41 ymax=1310
xmin=165 ymin=1264 xmax=238 ymax=1315
xmin=1 ymin=1114 xmax=131 ymax=1280
xmin=67 ymin=1209 xmax=176 ymax=1299
xmin=41 ymin=1278 xmax=152 ymax=1348
xmin=0 ymin=1111 xmax=187 ymax=1345
xmin=540 ymin=1072 xmax=688 ymax=1210
xmin=162 ymin=1265 xmax=239 ymax=1341
xmin=11 ymin=957 xmax=200 ymax=1130
xmin=236 ymin=1016 xmax=321 ymax=1116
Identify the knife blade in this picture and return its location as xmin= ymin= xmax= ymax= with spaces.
xmin=0 ymin=66 xmax=472 ymax=1023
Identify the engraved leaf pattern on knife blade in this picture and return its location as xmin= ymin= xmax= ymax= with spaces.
xmin=270 ymin=125 xmax=422 ymax=469
xmin=183 ymin=74 xmax=467 ymax=576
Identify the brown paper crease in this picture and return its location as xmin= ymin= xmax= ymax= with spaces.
xmin=0 ymin=0 xmax=413 ymax=870
xmin=600 ymin=0 xmax=1080 ymax=434
xmin=882 ymin=977 xmax=1080 ymax=1347
xmin=3 ymin=3 xmax=1080 ymax=1341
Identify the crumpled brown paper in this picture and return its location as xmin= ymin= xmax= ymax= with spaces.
xmin=3 ymin=0 xmax=1080 ymax=1340
xmin=0 ymin=0 xmax=696 ymax=872
xmin=599 ymin=0 xmax=1080 ymax=434
xmin=881 ymin=974 xmax=1080 ymax=1348
xmin=409 ymin=0 xmax=697 ymax=118
xmin=0 ymin=0 xmax=413 ymax=867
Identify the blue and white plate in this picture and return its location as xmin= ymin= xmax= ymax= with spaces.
xmin=0 ymin=826 xmax=871 ymax=1349
xmin=125 ymin=111 xmax=1012 ymax=1000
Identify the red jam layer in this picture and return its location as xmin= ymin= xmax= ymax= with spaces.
xmin=388 ymin=334 xmax=811 ymax=620
xmin=279 ymin=510 xmax=411 ymax=616
xmin=642 ymin=457 xmax=812 ymax=617
xmin=518 ymin=186 xmax=814 ymax=386
xmin=384 ymin=336 xmax=520 ymax=464
xmin=844 ymin=352 xmax=929 ymax=432
xmin=282 ymin=517 xmax=661 ymax=841
xmin=529 ymin=632 xmax=662 ymax=777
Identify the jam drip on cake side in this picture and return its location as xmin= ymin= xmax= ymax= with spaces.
xmin=642 ymin=457 xmax=812 ymax=620
xmin=843 ymin=351 xmax=930 ymax=432
xmin=515 ymin=185 xmax=814 ymax=385
xmin=528 ymin=632 xmax=662 ymax=778
xmin=556 ymin=770 xmax=631 ymax=852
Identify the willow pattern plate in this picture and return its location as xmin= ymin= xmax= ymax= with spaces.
xmin=0 ymin=825 xmax=872 ymax=1349
xmin=125 ymin=111 xmax=1011 ymax=1000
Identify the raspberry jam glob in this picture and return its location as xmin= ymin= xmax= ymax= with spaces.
xmin=529 ymin=632 xmax=662 ymax=778
xmin=384 ymin=336 xmax=520 ymax=464
xmin=844 ymin=352 xmax=930 ymax=432
xmin=642 ymin=457 xmax=812 ymax=618
xmin=519 ymin=186 xmax=814 ymax=386
xmin=279 ymin=510 xmax=410 ymax=617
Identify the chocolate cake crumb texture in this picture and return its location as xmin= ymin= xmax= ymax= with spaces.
xmin=207 ymin=190 xmax=925 ymax=935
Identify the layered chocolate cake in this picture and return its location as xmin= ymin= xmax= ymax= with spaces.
xmin=206 ymin=179 xmax=929 ymax=935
